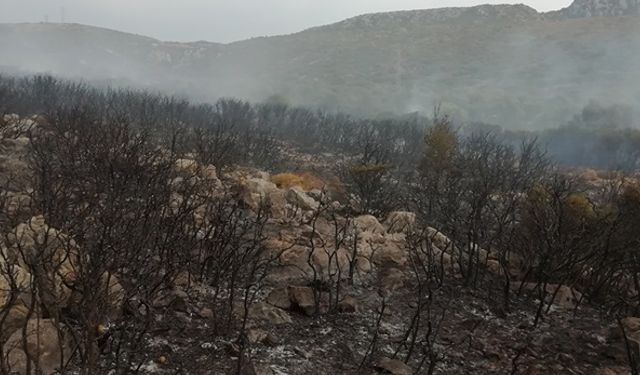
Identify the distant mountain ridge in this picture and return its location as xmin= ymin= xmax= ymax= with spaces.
xmin=0 ymin=0 xmax=639 ymax=128
xmin=331 ymin=4 xmax=541 ymax=27
xmin=558 ymin=0 xmax=640 ymax=17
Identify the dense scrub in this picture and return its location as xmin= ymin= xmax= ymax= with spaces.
xmin=2 ymin=74 xmax=638 ymax=173
xmin=0 ymin=74 xmax=425 ymax=174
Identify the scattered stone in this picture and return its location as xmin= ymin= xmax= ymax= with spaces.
xmin=247 ymin=329 xmax=278 ymax=346
xmin=199 ymin=307 xmax=214 ymax=319
xmin=337 ymin=295 xmax=359 ymax=313
xmin=379 ymin=267 xmax=406 ymax=298
xmin=249 ymin=302 xmax=293 ymax=325
xmin=173 ymin=270 xmax=193 ymax=288
xmin=287 ymin=286 xmax=318 ymax=316
xmin=486 ymin=259 xmax=504 ymax=276
xmin=484 ymin=349 xmax=502 ymax=363
xmin=293 ymin=346 xmax=312 ymax=359
xmin=262 ymin=332 xmax=279 ymax=346
xmin=267 ymin=288 xmax=292 ymax=310
xmin=153 ymin=287 xmax=190 ymax=312
xmin=373 ymin=357 xmax=413 ymax=375
xmin=247 ymin=328 xmax=268 ymax=344
xmin=519 ymin=283 xmax=583 ymax=309
xmin=594 ymin=367 xmax=631 ymax=375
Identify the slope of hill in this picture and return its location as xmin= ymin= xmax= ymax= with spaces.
xmin=0 ymin=0 xmax=639 ymax=128
xmin=0 ymin=23 xmax=222 ymax=93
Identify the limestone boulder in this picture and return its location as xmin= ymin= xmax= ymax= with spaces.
xmin=174 ymin=158 xmax=199 ymax=176
xmin=3 ymin=318 xmax=70 ymax=375
xmin=265 ymin=286 xmax=328 ymax=316
xmin=201 ymin=164 xmax=218 ymax=181
xmin=372 ymin=238 xmax=408 ymax=267
xmin=241 ymin=178 xmax=287 ymax=218
xmin=379 ymin=267 xmax=407 ymax=298
xmin=337 ymin=295 xmax=360 ymax=313
xmin=486 ymin=259 xmax=504 ymax=276
xmin=287 ymin=286 xmax=321 ymax=316
xmin=0 ymin=261 xmax=32 ymax=339
xmin=354 ymin=215 xmax=386 ymax=235
xmin=273 ymin=244 xmax=358 ymax=283
xmin=426 ymin=227 xmax=455 ymax=253
xmin=384 ymin=211 xmax=416 ymax=233
xmin=248 ymin=302 xmax=292 ymax=325
xmin=266 ymin=288 xmax=291 ymax=310
xmin=247 ymin=328 xmax=278 ymax=346
xmin=6 ymin=216 xmax=79 ymax=311
xmin=2 ymin=192 xmax=32 ymax=217
xmin=285 ymin=187 xmax=319 ymax=211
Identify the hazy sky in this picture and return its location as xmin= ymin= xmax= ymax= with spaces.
xmin=0 ymin=0 xmax=573 ymax=43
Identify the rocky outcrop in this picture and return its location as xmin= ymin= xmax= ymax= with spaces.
xmin=174 ymin=158 xmax=221 ymax=186
xmin=287 ymin=286 xmax=321 ymax=316
xmin=174 ymin=158 xmax=199 ymax=176
xmin=6 ymin=216 xmax=78 ymax=312
xmin=265 ymin=285 xmax=358 ymax=316
xmin=383 ymin=211 xmax=416 ymax=233
xmin=2 ymin=191 xmax=33 ymax=217
xmin=372 ymin=237 xmax=408 ymax=267
xmin=0 ymin=261 xmax=32 ymax=339
xmin=270 ymin=244 xmax=352 ymax=284
xmin=285 ymin=187 xmax=319 ymax=211
xmin=2 ymin=216 xmax=125 ymax=337
xmin=379 ymin=267 xmax=407 ymax=298
xmin=354 ymin=215 xmax=386 ymax=234
xmin=2 ymin=318 xmax=70 ymax=375
xmin=240 ymin=177 xmax=287 ymax=218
